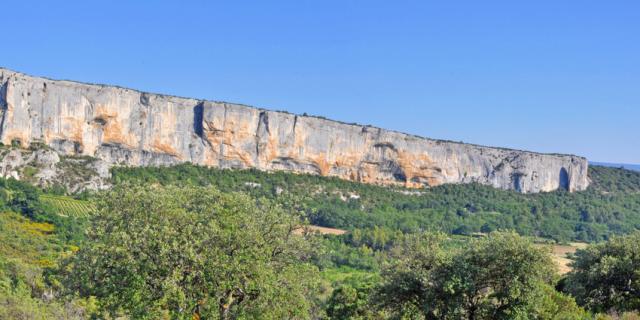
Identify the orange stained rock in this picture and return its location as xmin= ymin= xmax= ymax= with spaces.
xmin=203 ymin=122 xmax=223 ymax=148
xmin=358 ymin=162 xmax=379 ymax=184
xmin=151 ymin=139 xmax=180 ymax=158
xmin=222 ymin=143 xmax=255 ymax=167
xmin=0 ymin=67 xmax=592 ymax=193
xmin=201 ymin=147 xmax=219 ymax=166
xmin=308 ymin=153 xmax=331 ymax=176
xmin=3 ymin=131 xmax=29 ymax=147
xmin=64 ymin=116 xmax=84 ymax=142
xmin=255 ymin=132 xmax=280 ymax=166
xmin=396 ymin=150 xmax=442 ymax=187
xmin=221 ymin=123 xmax=254 ymax=146
xmin=101 ymin=119 xmax=131 ymax=147
xmin=200 ymin=119 xmax=256 ymax=167
xmin=334 ymin=152 xmax=360 ymax=168
xmin=204 ymin=121 xmax=255 ymax=167
xmin=94 ymin=105 xmax=118 ymax=120
xmin=292 ymin=124 xmax=307 ymax=158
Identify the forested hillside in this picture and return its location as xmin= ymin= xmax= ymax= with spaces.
xmin=0 ymin=163 xmax=639 ymax=319
xmin=113 ymin=164 xmax=640 ymax=243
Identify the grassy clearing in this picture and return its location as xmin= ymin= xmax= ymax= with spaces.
xmin=321 ymin=266 xmax=376 ymax=284
xmin=536 ymin=242 xmax=588 ymax=274
xmin=294 ymin=225 xmax=348 ymax=236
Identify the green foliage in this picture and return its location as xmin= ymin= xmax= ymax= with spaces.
xmin=21 ymin=165 xmax=39 ymax=179
xmin=0 ymin=161 xmax=636 ymax=318
xmin=10 ymin=138 xmax=22 ymax=148
xmin=589 ymin=166 xmax=640 ymax=193
xmin=56 ymin=156 xmax=101 ymax=183
xmin=40 ymin=194 xmax=95 ymax=218
xmin=438 ymin=233 xmax=557 ymax=319
xmin=0 ymin=178 xmax=86 ymax=243
xmin=0 ymin=256 xmax=91 ymax=320
xmin=326 ymin=273 xmax=384 ymax=320
xmin=374 ymin=232 xmax=450 ymax=319
xmin=0 ymin=211 xmax=61 ymax=267
xmin=527 ymin=284 xmax=592 ymax=320
xmin=112 ymin=164 xmax=640 ymax=243
xmin=375 ymin=232 xmax=589 ymax=319
xmin=60 ymin=184 xmax=322 ymax=319
xmin=565 ymin=232 xmax=640 ymax=313
xmin=0 ymin=211 xmax=91 ymax=319
xmin=314 ymin=235 xmax=381 ymax=272
xmin=594 ymin=312 xmax=640 ymax=320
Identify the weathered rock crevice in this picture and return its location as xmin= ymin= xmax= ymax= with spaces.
xmin=559 ymin=167 xmax=570 ymax=191
xmin=193 ymin=102 xmax=205 ymax=139
xmin=0 ymin=67 xmax=590 ymax=193
xmin=0 ymin=80 xmax=8 ymax=138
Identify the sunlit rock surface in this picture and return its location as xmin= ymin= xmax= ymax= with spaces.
xmin=0 ymin=68 xmax=589 ymax=193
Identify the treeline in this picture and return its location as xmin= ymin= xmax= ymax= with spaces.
xmin=1 ymin=162 xmax=640 ymax=318
xmin=112 ymin=164 xmax=640 ymax=243
xmin=2 ymin=184 xmax=638 ymax=319
xmin=325 ymin=231 xmax=640 ymax=319
xmin=0 ymin=179 xmax=640 ymax=319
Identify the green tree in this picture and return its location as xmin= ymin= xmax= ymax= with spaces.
xmin=375 ymin=232 xmax=587 ymax=319
xmin=326 ymin=274 xmax=383 ymax=320
xmin=60 ymin=184 xmax=321 ymax=319
xmin=439 ymin=232 xmax=557 ymax=319
xmin=374 ymin=232 xmax=450 ymax=319
xmin=526 ymin=283 xmax=591 ymax=320
xmin=565 ymin=232 xmax=640 ymax=313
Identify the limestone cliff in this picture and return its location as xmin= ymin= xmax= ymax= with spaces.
xmin=0 ymin=68 xmax=589 ymax=193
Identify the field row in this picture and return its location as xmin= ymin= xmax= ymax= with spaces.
xmin=40 ymin=195 xmax=95 ymax=218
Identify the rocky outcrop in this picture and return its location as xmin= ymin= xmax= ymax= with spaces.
xmin=0 ymin=68 xmax=589 ymax=193
xmin=0 ymin=147 xmax=111 ymax=192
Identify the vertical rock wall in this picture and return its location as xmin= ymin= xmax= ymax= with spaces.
xmin=0 ymin=68 xmax=589 ymax=193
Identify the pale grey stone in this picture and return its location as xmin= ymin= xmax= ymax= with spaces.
xmin=0 ymin=67 xmax=589 ymax=193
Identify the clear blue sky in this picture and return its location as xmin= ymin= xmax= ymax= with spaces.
xmin=2 ymin=1 xmax=638 ymax=163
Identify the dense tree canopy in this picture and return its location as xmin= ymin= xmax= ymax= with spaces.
xmin=0 ymin=162 xmax=638 ymax=319
xmin=375 ymin=232 xmax=590 ymax=320
xmin=60 ymin=184 xmax=321 ymax=319
xmin=565 ymin=232 xmax=640 ymax=314
xmin=325 ymin=273 xmax=383 ymax=320
xmin=112 ymin=164 xmax=640 ymax=243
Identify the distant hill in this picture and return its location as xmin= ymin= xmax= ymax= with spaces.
xmin=111 ymin=163 xmax=640 ymax=243
xmin=591 ymin=162 xmax=640 ymax=172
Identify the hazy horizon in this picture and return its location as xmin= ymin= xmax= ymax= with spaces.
xmin=2 ymin=1 xmax=638 ymax=163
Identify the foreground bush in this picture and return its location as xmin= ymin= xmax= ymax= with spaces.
xmin=566 ymin=232 xmax=640 ymax=314
xmin=375 ymin=232 xmax=590 ymax=319
xmin=60 ymin=184 xmax=321 ymax=319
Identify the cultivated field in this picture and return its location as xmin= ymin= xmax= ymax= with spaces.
xmin=40 ymin=195 xmax=95 ymax=218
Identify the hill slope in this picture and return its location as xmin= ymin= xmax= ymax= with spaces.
xmin=112 ymin=164 xmax=640 ymax=243
xmin=591 ymin=162 xmax=640 ymax=172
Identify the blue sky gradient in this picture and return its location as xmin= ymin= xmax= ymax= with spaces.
xmin=2 ymin=1 xmax=638 ymax=163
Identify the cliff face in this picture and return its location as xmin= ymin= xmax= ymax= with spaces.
xmin=0 ymin=68 xmax=589 ymax=193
